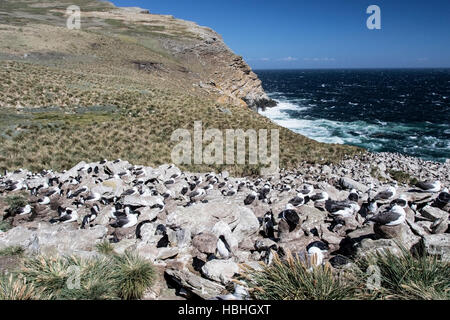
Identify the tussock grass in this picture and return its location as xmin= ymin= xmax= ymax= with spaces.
xmin=111 ymin=251 xmax=156 ymax=300
xmin=5 ymin=194 xmax=28 ymax=214
xmin=0 ymin=220 xmax=12 ymax=232
xmin=354 ymin=246 xmax=450 ymax=300
xmin=245 ymin=247 xmax=450 ymax=300
xmin=95 ymin=240 xmax=115 ymax=256
xmin=0 ymin=245 xmax=25 ymax=257
xmin=388 ymin=169 xmax=415 ymax=185
xmin=244 ymin=252 xmax=359 ymax=300
xmin=0 ymin=274 xmax=42 ymax=300
xmin=10 ymin=252 xmax=155 ymax=300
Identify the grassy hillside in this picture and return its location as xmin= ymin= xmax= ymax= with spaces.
xmin=0 ymin=0 xmax=362 ymax=175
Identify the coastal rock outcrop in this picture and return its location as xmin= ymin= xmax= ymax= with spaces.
xmin=0 ymin=153 xmax=449 ymax=300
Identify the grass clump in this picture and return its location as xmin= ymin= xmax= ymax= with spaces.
xmin=5 ymin=194 xmax=27 ymax=213
xmin=388 ymin=169 xmax=412 ymax=185
xmin=354 ymin=245 xmax=450 ymax=300
xmin=0 ymin=220 xmax=12 ymax=232
xmin=244 ymin=252 xmax=359 ymax=300
xmin=95 ymin=240 xmax=115 ymax=256
xmin=11 ymin=252 xmax=155 ymax=300
xmin=0 ymin=274 xmax=42 ymax=300
xmin=0 ymin=246 xmax=24 ymax=257
xmin=111 ymin=251 xmax=156 ymax=300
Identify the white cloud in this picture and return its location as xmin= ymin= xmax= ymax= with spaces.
xmin=279 ymin=56 xmax=298 ymax=61
xmin=304 ymin=57 xmax=336 ymax=62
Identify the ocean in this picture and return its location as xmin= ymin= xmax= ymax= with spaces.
xmin=255 ymin=69 xmax=450 ymax=162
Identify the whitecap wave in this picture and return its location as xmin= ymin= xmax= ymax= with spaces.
xmin=259 ymin=97 xmax=450 ymax=162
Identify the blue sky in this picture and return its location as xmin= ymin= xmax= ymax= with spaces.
xmin=111 ymin=0 xmax=450 ymax=69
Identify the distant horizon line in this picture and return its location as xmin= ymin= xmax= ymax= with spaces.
xmin=252 ymin=67 xmax=450 ymax=71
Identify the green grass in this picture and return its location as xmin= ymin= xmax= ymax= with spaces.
xmin=354 ymin=245 xmax=450 ymax=300
xmin=0 ymin=274 xmax=42 ymax=300
xmin=12 ymin=252 xmax=155 ymax=300
xmin=388 ymin=169 xmax=415 ymax=185
xmin=111 ymin=251 xmax=156 ymax=300
xmin=5 ymin=194 xmax=28 ymax=214
xmin=0 ymin=246 xmax=25 ymax=257
xmin=244 ymin=246 xmax=450 ymax=300
xmin=0 ymin=220 xmax=12 ymax=232
xmin=244 ymin=252 xmax=359 ymax=300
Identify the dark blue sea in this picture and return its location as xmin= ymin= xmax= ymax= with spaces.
xmin=255 ymin=69 xmax=450 ymax=162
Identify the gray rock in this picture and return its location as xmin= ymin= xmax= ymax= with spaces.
xmin=112 ymin=238 xmax=136 ymax=255
xmin=356 ymin=238 xmax=403 ymax=258
xmin=422 ymin=234 xmax=450 ymax=262
xmin=175 ymin=228 xmax=192 ymax=248
xmin=431 ymin=218 xmax=448 ymax=234
xmin=298 ymin=205 xmax=327 ymax=235
xmin=137 ymin=207 xmax=159 ymax=222
xmin=0 ymin=224 xmax=107 ymax=257
xmin=165 ymin=269 xmax=225 ymax=299
xmin=421 ymin=206 xmax=448 ymax=222
xmin=201 ymin=259 xmax=240 ymax=284
xmin=374 ymin=223 xmax=405 ymax=239
xmin=59 ymin=161 xmax=87 ymax=181
xmin=123 ymin=195 xmax=164 ymax=207
xmin=166 ymin=202 xmax=241 ymax=236
xmin=254 ymin=238 xmax=277 ymax=251
xmin=231 ymin=207 xmax=260 ymax=244
xmin=157 ymin=247 xmax=179 ymax=260
xmin=339 ymin=177 xmax=369 ymax=193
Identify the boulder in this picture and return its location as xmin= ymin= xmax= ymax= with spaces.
xmin=157 ymin=247 xmax=179 ymax=260
xmin=165 ymin=269 xmax=225 ymax=299
xmin=166 ymin=202 xmax=241 ymax=236
xmin=422 ymin=234 xmax=450 ymax=262
xmin=231 ymin=207 xmax=260 ymax=244
xmin=356 ymin=238 xmax=403 ymax=258
xmin=339 ymin=177 xmax=369 ymax=193
xmin=123 ymin=195 xmax=164 ymax=207
xmin=0 ymin=224 xmax=107 ymax=257
xmin=112 ymin=238 xmax=136 ymax=255
xmin=374 ymin=223 xmax=405 ymax=239
xmin=137 ymin=207 xmax=159 ymax=222
xmin=192 ymin=232 xmax=217 ymax=254
xmin=374 ymin=223 xmax=420 ymax=249
xmin=421 ymin=206 xmax=448 ymax=222
xmin=254 ymin=238 xmax=277 ymax=251
xmin=201 ymin=259 xmax=240 ymax=284
xmin=298 ymin=205 xmax=327 ymax=235
xmin=59 ymin=161 xmax=87 ymax=181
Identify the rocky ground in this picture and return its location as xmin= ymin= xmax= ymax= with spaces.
xmin=0 ymin=152 xmax=449 ymax=300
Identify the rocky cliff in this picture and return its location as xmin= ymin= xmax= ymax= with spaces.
xmin=0 ymin=0 xmax=274 ymax=110
xmin=98 ymin=5 xmax=276 ymax=109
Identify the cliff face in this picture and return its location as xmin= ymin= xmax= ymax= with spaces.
xmin=91 ymin=6 xmax=277 ymax=109
xmin=0 ymin=0 xmax=275 ymax=109
xmin=153 ymin=18 xmax=276 ymax=109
